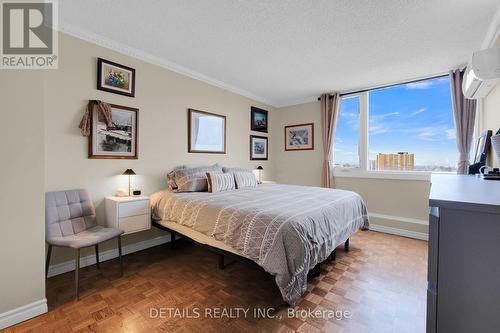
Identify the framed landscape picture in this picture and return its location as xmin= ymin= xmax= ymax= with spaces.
xmin=250 ymin=135 xmax=268 ymax=160
xmin=89 ymin=104 xmax=138 ymax=159
xmin=188 ymin=109 xmax=226 ymax=154
xmin=251 ymin=106 xmax=268 ymax=133
xmin=285 ymin=123 xmax=314 ymax=151
xmin=97 ymin=58 xmax=136 ymax=97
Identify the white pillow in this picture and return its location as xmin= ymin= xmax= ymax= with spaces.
xmin=234 ymin=171 xmax=258 ymax=189
xmin=206 ymin=172 xmax=236 ymax=193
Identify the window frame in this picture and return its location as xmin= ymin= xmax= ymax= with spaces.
xmin=333 ymin=74 xmax=457 ymax=181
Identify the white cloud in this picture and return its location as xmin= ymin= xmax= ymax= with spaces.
xmin=405 ymin=81 xmax=433 ymax=90
xmin=377 ymin=112 xmax=400 ymax=118
xmin=445 ymin=128 xmax=456 ymax=140
xmin=411 ymin=108 xmax=426 ymax=116
xmin=405 ymin=77 xmax=448 ymax=90
xmin=368 ymin=112 xmax=399 ymax=135
xmin=369 ymin=124 xmax=390 ymax=135
xmin=401 ymin=126 xmax=456 ymax=141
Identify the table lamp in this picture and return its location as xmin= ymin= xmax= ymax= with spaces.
xmin=122 ymin=169 xmax=136 ymax=196
xmin=256 ymin=166 xmax=263 ymax=183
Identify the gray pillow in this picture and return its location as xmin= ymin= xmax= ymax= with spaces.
xmin=222 ymin=167 xmax=253 ymax=174
xmin=173 ymin=164 xmax=223 ymax=192
xmin=234 ymin=171 xmax=258 ymax=189
xmin=206 ymin=172 xmax=235 ymax=193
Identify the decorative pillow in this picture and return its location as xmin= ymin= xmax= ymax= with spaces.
xmin=222 ymin=167 xmax=253 ymax=175
xmin=234 ymin=171 xmax=258 ymax=189
xmin=167 ymin=165 xmax=185 ymax=190
xmin=206 ymin=172 xmax=235 ymax=193
xmin=173 ymin=164 xmax=223 ymax=192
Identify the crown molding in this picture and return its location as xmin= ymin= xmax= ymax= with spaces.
xmin=273 ymin=95 xmax=319 ymax=108
xmin=482 ymin=3 xmax=500 ymax=49
xmin=57 ymin=21 xmax=276 ymax=107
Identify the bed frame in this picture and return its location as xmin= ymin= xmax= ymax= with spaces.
xmin=152 ymin=221 xmax=349 ymax=275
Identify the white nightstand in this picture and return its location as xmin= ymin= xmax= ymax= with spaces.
xmin=105 ymin=196 xmax=151 ymax=235
xmin=261 ymin=180 xmax=277 ymax=184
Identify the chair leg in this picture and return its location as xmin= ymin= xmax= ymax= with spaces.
xmin=45 ymin=244 xmax=52 ymax=278
xmin=118 ymin=236 xmax=123 ymax=276
xmin=345 ymin=238 xmax=350 ymax=252
xmin=75 ymin=248 xmax=80 ymax=301
xmin=95 ymin=244 xmax=100 ymax=269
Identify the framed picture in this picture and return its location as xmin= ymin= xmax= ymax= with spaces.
xmin=97 ymin=58 xmax=136 ymax=97
xmin=285 ymin=123 xmax=314 ymax=151
xmin=251 ymin=106 xmax=268 ymax=133
xmin=188 ymin=109 xmax=226 ymax=154
xmin=250 ymin=135 xmax=268 ymax=160
xmin=473 ymin=130 xmax=492 ymax=164
xmin=89 ymin=104 xmax=138 ymax=159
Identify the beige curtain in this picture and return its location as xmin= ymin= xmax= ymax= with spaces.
xmin=450 ymin=69 xmax=477 ymax=174
xmin=320 ymin=93 xmax=340 ymax=188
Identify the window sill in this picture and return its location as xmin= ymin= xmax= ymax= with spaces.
xmin=333 ymin=168 xmax=435 ymax=181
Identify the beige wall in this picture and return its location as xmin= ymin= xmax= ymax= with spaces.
xmin=0 ymin=71 xmax=46 ymax=312
xmin=271 ymin=101 xmax=429 ymax=235
xmin=481 ymin=36 xmax=500 ymax=166
xmin=44 ymin=33 xmax=274 ymax=265
xmin=270 ymin=102 xmax=323 ymax=186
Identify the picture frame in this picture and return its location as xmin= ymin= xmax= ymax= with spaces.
xmin=285 ymin=123 xmax=314 ymax=151
xmin=250 ymin=135 xmax=268 ymax=160
xmin=89 ymin=104 xmax=138 ymax=159
xmin=251 ymin=106 xmax=268 ymax=133
xmin=473 ymin=130 xmax=492 ymax=164
xmin=188 ymin=109 xmax=226 ymax=154
xmin=97 ymin=58 xmax=136 ymax=97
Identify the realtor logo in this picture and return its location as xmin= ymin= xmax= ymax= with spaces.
xmin=1 ymin=0 xmax=58 ymax=69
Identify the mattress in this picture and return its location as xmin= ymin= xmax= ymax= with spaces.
xmin=151 ymin=183 xmax=369 ymax=305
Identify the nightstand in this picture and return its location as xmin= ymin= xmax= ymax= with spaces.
xmin=105 ymin=196 xmax=151 ymax=235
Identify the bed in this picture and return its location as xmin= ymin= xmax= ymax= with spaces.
xmin=151 ymin=183 xmax=369 ymax=306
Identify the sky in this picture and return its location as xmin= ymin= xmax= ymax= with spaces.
xmin=334 ymin=76 xmax=458 ymax=169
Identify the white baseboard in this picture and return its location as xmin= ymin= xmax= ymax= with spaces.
xmin=0 ymin=299 xmax=47 ymax=330
xmin=369 ymin=223 xmax=428 ymax=241
xmin=369 ymin=212 xmax=428 ymax=226
xmin=48 ymin=235 xmax=171 ymax=277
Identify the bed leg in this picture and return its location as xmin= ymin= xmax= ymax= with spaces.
xmin=308 ymin=263 xmax=321 ymax=278
xmin=344 ymin=239 xmax=350 ymax=252
xmin=218 ymin=254 xmax=225 ymax=270
xmin=329 ymin=248 xmax=336 ymax=261
xmin=170 ymin=231 xmax=176 ymax=250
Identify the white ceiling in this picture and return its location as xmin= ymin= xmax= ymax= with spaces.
xmin=59 ymin=0 xmax=500 ymax=107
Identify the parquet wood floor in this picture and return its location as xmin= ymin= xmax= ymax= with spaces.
xmin=4 ymin=230 xmax=427 ymax=333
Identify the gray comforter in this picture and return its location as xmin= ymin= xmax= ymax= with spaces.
xmin=151 ymin=184 xmax=369 ymax=305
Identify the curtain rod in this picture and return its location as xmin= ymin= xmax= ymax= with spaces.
xmin=317 ymin=72 xmax=451 ymax=101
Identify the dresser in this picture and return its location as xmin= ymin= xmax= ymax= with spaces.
xmin=427 ymin=174 xmax=500 ymax=333
xmin=105 ymin=196 xmax=151 ymax=235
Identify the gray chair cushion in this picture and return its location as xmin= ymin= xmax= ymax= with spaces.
xmin=45 ymin=189 xmax=123 ymax=248
xmin=48 ymin=225 xmax=123 ymax=248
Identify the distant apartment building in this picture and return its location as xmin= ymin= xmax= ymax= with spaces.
xmin=375 ymin=152 xmax=414 ymax=170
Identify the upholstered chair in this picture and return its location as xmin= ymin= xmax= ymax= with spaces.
xmin=45 ymin=189 xmax=124 ymax=300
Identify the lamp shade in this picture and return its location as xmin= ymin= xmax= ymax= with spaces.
xmin=256 ymin=166 xmax=264 ymax=170
xmin=122 ymin=169 xmax=136 ymax=176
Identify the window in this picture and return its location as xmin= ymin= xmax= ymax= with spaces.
xmin=334 ymin=96 xmax=360 ymax=168
xmin=334 ymin=76 xmax=457 ymax=174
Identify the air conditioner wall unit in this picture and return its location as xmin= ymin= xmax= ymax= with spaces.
xmin=462 ymin=47 xmax=500 ymax=99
